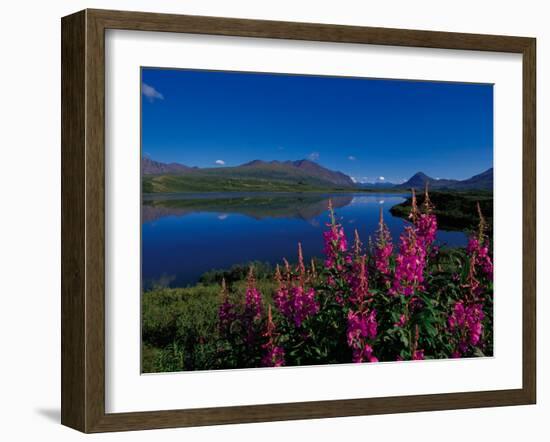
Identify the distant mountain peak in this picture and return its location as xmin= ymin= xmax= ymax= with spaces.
xmin=142 ymin=157 xmax=193 ymax=175
xmin=222 ymin=158 xmax=354 ymax=188
xmin=398 ymin=168 xmax=492 ymax=191
xmin=411 ymin=171 xmax=430 ymax=179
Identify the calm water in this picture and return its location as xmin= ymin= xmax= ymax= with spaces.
xmin=142 ymin=193 xmax=467 ymax=288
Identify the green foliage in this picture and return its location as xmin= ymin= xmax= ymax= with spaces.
xmin=199 ymin=261 xmax=274 ymax=286
xmin=390 ymin=191 xmax=493 ymax=233
xmin=141 ymin=285 xmax=220 ymax=372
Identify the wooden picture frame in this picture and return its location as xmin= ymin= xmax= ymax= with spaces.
xmin=61 ymin=8 xmax=536 ymax=433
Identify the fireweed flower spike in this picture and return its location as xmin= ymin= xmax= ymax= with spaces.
xmin=275 ymin=244 xmax=319 ymax=327
xmin=374 ymin=207 xmax=393 ymax=277
xmin=390 ymin=189 xmax=432 ymax=296
xmin=391 ymin=225 xmax=427 ymax=296
xmin=466 ymin=203 xmax=493 ymax=280
xmin=323 ymin=199 xmax=350 ymax=270
xmin=261 ymin=305 xmax=285 ymax=367
xmin=448 ymin=301 xmax=485 ymax=356
xmin=346 ymin=307 xmax=378 ymax=363
xmin=415 ymin=184 xmax=438 ymax=248
xmin=350 ymin=255 xmax=370 ymax=305
xmin=245 ymin=266 xmax=263 ymax=321
xmin=273 ymin=264 xmax=289 ymax=314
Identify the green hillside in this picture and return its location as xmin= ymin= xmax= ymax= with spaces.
xmin=142 ymin=160 xmax=355 ymax=193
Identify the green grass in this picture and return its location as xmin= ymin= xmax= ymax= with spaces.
xmin=142 ymin=174 xmax=357 ymax=193
xmin=141 ymin=264 xmax=279 ymax=373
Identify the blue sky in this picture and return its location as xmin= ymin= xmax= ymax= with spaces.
xmin=141 ymin=68 xmax=493 ymax=183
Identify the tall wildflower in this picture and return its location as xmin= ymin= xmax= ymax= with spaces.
xmin=466 ymin=203 xmax=493 ymax=280
xmin=349 ymin=255 xmax=370 ymax=305
xmin=244 ymin=266 xmax=263 ymax=321
xmin=390 ymin=189 xmax=429 ymax=296
xmin=261 ymin=305 xmax=285 ymax=367
xmin=415 ymin=184 xmax=438 ymax=248
xmin=346 ymin=254 xmax=378 ymax=363
xmin=273 ymin=244 xmax=319 ymax=327
xmin=374 ymin=207 xmax=393 ymax=277
xmin=323 ymin=199 xmax=351 ymax=271
xmin=391 ymin=225 xmax=427 ymax=296
xmin=448 ymin=203 xmax=490 ymax=357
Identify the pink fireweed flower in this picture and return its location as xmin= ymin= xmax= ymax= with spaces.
xmin=448 ymin=301 xmax=485 ymax=356
xmin=273 ymin=264 xmax=289 ymax=314
xmin=414 ymin=184 xmax=437 ymax=248
xmin=287 ymin=286 xmax=319 ymax=327
xmin=261 ymin=305 xmax=285 ymax=367
xmin=466 ymin=202 xmax=493 ymax=280
xmin=274 ymin=244 xmax=320 ymax=327
xmin=352 ymin=344 xmax=378 ymax=363
xmin=347 ymin=309 xmax=378 ymax=363
xmin=467 ymin=237 xmax=493 ymax=280
xmin=394 ymin=313 xmax=407 ymax=328
xmin=244 ymin=267 xmax=263 ymax=321
xmin=348 ymin=255 xmax=370 ymax=305
xmin=391 ymin=225 xmax=427 ymax=296
xmin=416 ymin=213 xmax=437 ymax=248
xmin=374 ymin=208 xmax=393 ymax=276
xmin=323 ymin=199 xmax=351 ymax=270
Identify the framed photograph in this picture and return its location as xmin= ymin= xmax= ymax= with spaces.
xmin=61 ymin=9 xmax=536 ymax=433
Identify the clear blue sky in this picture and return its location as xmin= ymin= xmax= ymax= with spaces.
xmin=141 ymin=68 xmax=493 ymax=183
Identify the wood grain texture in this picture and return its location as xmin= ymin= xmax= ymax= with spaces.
xmin=522 ymin=38 xmax=537 ymax=403
xmin=61 ymin=10 xmax=86 ymax=431
xmin=61 ymin=8 xmax=537 ymax=433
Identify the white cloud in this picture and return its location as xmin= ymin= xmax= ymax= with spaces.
xmin=351 ymin=176 xmax=357 ymax=183
xmin=348 ymin=155 xmax=356 ymax=161
xmin=308 ymin=152 xmax=320 ymax=161
xmin=142 ymin=82 xmax=164 ymax=102
xmin=379 ymin=176 xmax=385 ymax=181
xmin=215 ymin=160 xmax=225 ymax=165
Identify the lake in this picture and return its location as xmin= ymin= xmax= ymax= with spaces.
xmin=142 ymin=192 xmax=468 ymax=288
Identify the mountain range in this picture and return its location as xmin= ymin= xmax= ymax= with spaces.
xmin=142 ymin=157 xmax=492 ymax=193
xmin=395 ymin=168 xmax=493 ymax=191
